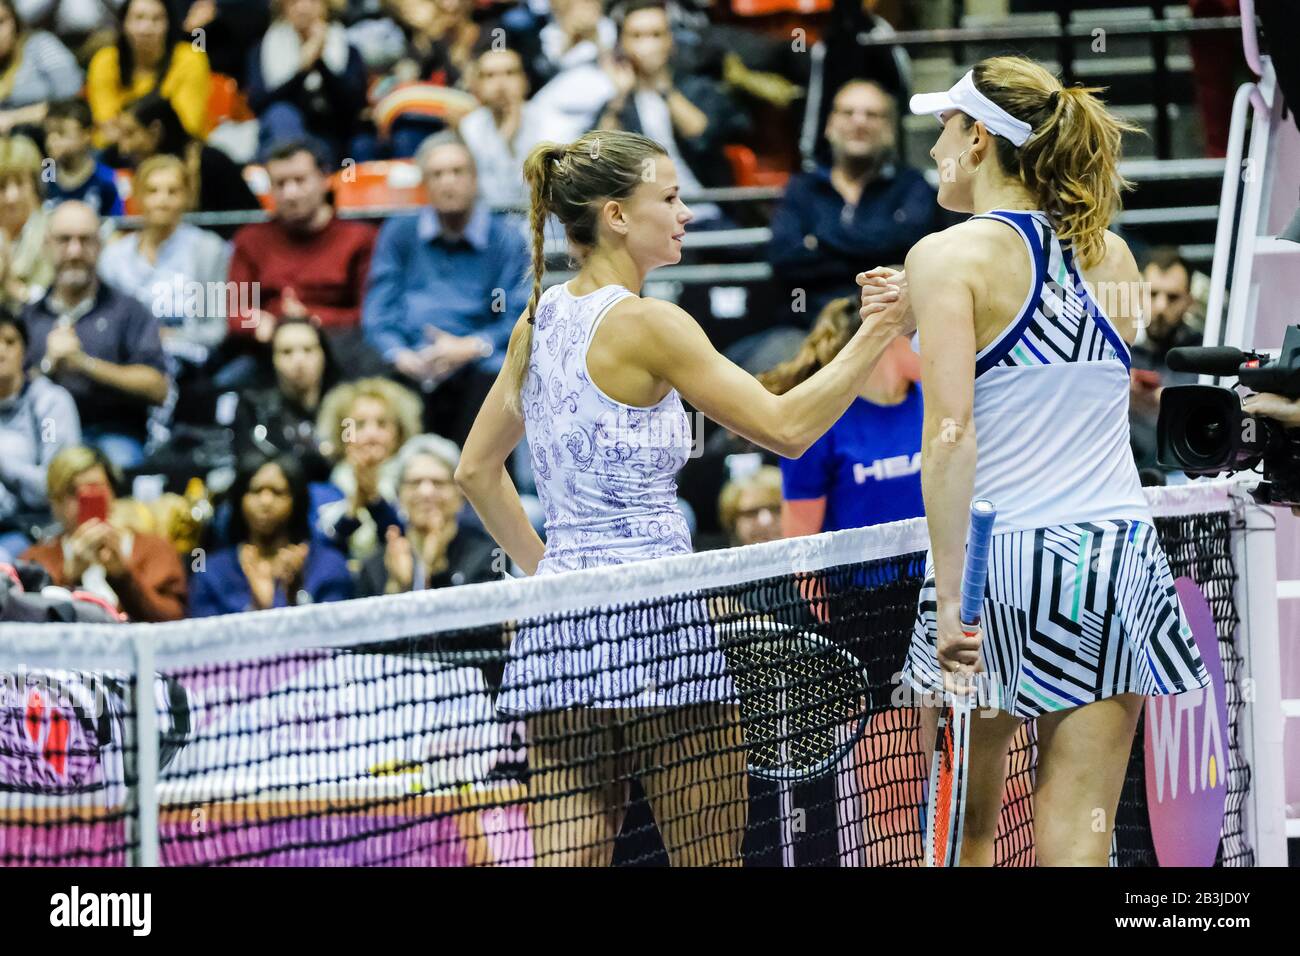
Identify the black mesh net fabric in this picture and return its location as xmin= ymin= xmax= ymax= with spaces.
xmin=1111 ymin=511 xmax=1253 ymax=868
xmin=0 ymin=511 xmax=1253 ymax=867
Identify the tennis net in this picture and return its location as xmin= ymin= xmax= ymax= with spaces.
xmin=0 ymin=479 xmax=1256 ymax=866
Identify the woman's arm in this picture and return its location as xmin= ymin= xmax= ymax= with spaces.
xmin=166 ymin=45 xmax=212 ymax=141
xmin=456 ymin=317 xmax=545 ymax=575
xmin=638 ymin=297 xmax=912 ymax=458
xmin=782 ymin=498 xmax=826 ymax=538
xmin=909 ymin=233 xmax=983 ymax=681
xmin=1096 ymin=231 xmax=1144 ymax=346
xmin=779 ymin=435 xmax=832 ymax=536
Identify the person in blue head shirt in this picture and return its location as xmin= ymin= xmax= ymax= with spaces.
xmin=762 ymin=295 xmax=924 ymax=535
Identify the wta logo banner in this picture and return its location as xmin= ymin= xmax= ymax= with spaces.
xmin=1143 ymin=578 xmax=1228 ymax=866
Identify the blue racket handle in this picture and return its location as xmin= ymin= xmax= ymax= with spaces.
xmin=959 ymin=499 xmax=997 ymax=629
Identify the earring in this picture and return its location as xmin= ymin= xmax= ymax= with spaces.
xmin=957 ymin=148 xmax=982 ymax=173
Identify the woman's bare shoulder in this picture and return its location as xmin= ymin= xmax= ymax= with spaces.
xmin=905 ymin=219 xmax=1017 ymax=279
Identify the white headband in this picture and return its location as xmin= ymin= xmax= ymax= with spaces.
xmin=909 ymin=71 xmax=1034 ymax=147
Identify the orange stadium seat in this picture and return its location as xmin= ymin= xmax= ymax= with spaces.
xmin=730 ymin=0 xmax=830 ymax=15
xmin=331 ymin=160 xmax=428 ymax=210
xmin=243 ymin=164 xmax=275 ymax=211
xmin=116 ymin=168 xmax=138 ymax=216
xmin=724 ymin=144 xmax=790 ymax=188
xmin=206 ymin=74 xmax=254 ymax=134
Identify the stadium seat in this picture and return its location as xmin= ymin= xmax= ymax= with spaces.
xmin=206 ymin=74 xmax=254 ymax=134
xmin=331 ymin=160 xmax=428 ymax=210
xmin=724 ymin=144 xmax=790 ymax=188
xmin=243 ymin=165 xmax=275 ymax=212
xmin=116 ymin=168 xmax=137 ymax=216
xmin=730 ymin=0 xmax=830 ymax=14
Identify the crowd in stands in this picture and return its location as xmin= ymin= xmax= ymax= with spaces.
xmin=0 ymin=0 xmax=1219 ymax=621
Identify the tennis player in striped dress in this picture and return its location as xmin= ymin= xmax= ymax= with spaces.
xmin=861 ymin=56 xmax=1210 ymax=866
xmin=457 ymin=129 xmax=914 ymax=866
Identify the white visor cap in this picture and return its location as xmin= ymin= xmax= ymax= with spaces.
xmin=909 ymin=70 xmax=1033 ymax=147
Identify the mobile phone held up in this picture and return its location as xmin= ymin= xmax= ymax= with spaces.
xmin=76 ymin=484 xmax=110 ymax=527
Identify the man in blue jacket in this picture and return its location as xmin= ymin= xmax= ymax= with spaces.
xmin=362 ymin=131 xmax=531 ymax=446
xmin=767 ymin=79 xmax=944 ymax=330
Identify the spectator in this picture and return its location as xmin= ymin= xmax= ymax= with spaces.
xmin=116 ymin=93 xmax=261 ymax=213
xmin=1130 ymin=248 xmax=1204 ymax=472
xmin=386 ymin=0 xmax=479 ymax=90
xmin=768 ymin=80 xmax=940 ymax=328
xmin=87 ymin=0 xmax=211 ymax=149
xmin=178 ymin=0 xmax=272 ymax=79
xmin=246 ymin=0 xmax=368 ymax=164
xmin=761 ymin=295 xmax=923 ymax=534
xmin=717 ymin=464 xmax=783 ymax=547
xmin=231 ymin=315 xmax=339 ymax=483
xmin=355 ymin=432 xmax=498 ymax=595
xmin=13 ymin=0 xmax=124 ymax=54
xmin=188 ymin=451 xmax=353 ymax=616
xmin=363 ymin=131 xmax=528 ymax=445
xmin=801 ymin=0 xmax=907 ymax=170
xmin=597 ymin=0 xmax=748 ymax=226
xmin=227 ymin=139 xmax=377 ymax=347
xmin=21 ymin=444 xmax=187 ymax=621
xmin=0 ymin=134 xmax=52 ymax=312
xmin=0 ymin=309 xmax=81 ymax=561
xmin=457 ymin=44 xmax=542 ymax=210
xmin=42 ymin=99 xmax=125 ymax=216
xmin=98 ymin=154 xmax=232 ymax=361
xmin=0 ymin=0 xmax=83 ymax=138
xmin=21 ymin=201 xmax=170 ymax=470
xmin=523 ymin=0 xmax=615 ymax=91
xmin=313 ymin=376 xmax=422 ymax=568
xmin=521 ymin=0 xmax=620 ymax=143
xmin=356 ymin=0 xmax=485 ymax=161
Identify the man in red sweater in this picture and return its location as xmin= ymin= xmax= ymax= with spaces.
xmin=227 ymin=140 xmax=377 ymax=348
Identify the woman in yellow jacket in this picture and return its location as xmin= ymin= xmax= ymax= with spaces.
xmin=87 ymin=0 xmax=210 ymax=149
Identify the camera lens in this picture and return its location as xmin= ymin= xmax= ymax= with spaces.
xmin=1175 ymin=404 xmax=1230 ymax=466
xmin=1184 ymin=406 xmax=1227 ymax=460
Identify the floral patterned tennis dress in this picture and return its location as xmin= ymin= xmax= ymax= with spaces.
xmin=497 ymin=282 xmax=733 ymax=715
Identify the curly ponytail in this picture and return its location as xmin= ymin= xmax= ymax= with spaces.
xmin=758 ymin=298 xmax=859 ymax=395
xmin=968 ymin=56 xmax=1141 ymax=268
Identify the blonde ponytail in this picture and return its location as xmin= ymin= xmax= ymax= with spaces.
xmin=970 ymin=56 xmax=1141 ymax=268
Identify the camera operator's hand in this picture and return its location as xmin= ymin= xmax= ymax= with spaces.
xmin=1242 ymin=392 xmax=1300 ymax=429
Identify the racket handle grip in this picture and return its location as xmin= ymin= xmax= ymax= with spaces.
xmin=959 ymin=499 xmax=997 ymax=628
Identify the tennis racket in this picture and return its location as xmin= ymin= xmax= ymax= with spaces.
xmin=925 ymin=498 xmax=996 ymax=867
xmin=722 ymin=620 xmax=871 ymax=782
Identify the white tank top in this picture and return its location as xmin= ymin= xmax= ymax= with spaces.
xmin=522 ymin=282 xmax=694 ymax=574
xmin=969 ymin=210 xmax=1152 ymax=533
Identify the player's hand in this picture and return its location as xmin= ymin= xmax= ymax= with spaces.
xmin=935 ymin=600 xmax=983 ymax=698
xmin=856 ymin=269 xmax=915 ymax=338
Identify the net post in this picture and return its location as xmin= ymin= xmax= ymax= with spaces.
xmin=130 ymin=632 xmax=161 ymax=868
xmin=1230 ymin=488 xmax=1289 ymax=866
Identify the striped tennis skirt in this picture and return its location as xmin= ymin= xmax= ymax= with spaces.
xmin=901 ymin=519 xmax=1210 ymax=718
